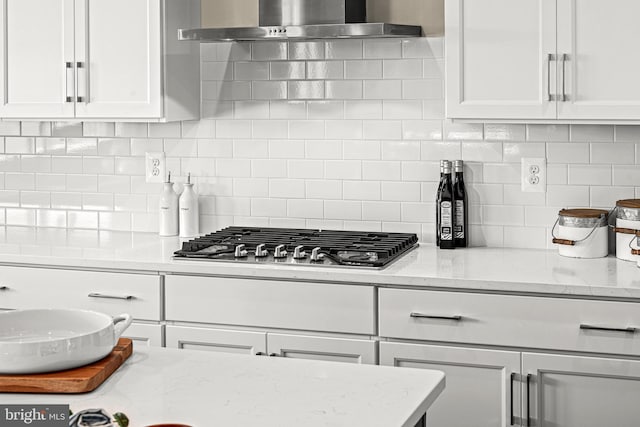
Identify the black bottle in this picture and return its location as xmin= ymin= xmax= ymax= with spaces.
xmin=435 ymin=160 xmax=445 ymax=246
xmin=438 ymin=160 xmax=455 ymax=249
xmin=453 ymin=160 xmax=468 ymax=247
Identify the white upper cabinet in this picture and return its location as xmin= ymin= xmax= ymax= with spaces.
xmin=446 ymin=0 xmax=557 ymax=120
xmin=0 ymin=0 xmax=200 ymax=122
xmin=557 ymin=0 xmax=640 ymax=120
xmin=446 ymin=0 xmax=640 ymax=122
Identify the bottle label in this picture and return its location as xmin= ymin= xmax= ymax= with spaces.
xmin=440 ymin=201 xmax=453 ymax=241
xmin=455 ymin=200 xmax=465 ymax=239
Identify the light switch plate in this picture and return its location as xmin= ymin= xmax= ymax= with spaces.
xmin=145 ymin=152 xmax=166 ymax=183
xmin=521 ymin=157 xmax=547 ymax=193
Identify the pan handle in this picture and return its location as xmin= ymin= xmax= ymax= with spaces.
xmin=112 ymin=314 xmax=133 ymax=340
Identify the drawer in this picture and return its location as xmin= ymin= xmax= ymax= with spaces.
xmin=166 ymin=275 xmax=375 ymax=335
xmin=379 ymin=288 xmax=640 ymax=356
xmin=0 ymin=266 xmax=161 ymax=320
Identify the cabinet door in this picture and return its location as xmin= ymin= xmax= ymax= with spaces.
xmin=445 ymin=0 xmax=557 ymax=119
xmin=523 ymin=352 xmax=640 ymax=427
xmin=557 ymin=0 xmax=640 ymax=119
xmin=166 ymin=325 xmax=267 ymax=356
xmin=74 ymin=0 xmax=162 ymax=118
xmin=267 ymin=333 xmax=377 ymax=364
xmin=380 ymin=342 xmax=521 ymax=427
xmin=123 ymin=322 xmax=163 ymax=347
xmin=0 ymin=0 xmax=75 ymax=118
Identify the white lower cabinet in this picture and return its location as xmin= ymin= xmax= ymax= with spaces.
xmin=523 ymin=352 xmax=640 ymax=427
xmin=380 ymin=342 xmax=521 ymax=427
xmin=123 ymin=322 xmax=163 ymax=348
xmin=166 ymin=325 xmax=267 ymax=355
xmin=166 ymin=325 xmax=376 ymax=364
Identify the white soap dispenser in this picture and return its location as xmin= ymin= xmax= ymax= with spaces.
xmin=179 ymin=173 xmax=199 ymax=238
xmin=159 ymin=171 xmax=178 ymax=237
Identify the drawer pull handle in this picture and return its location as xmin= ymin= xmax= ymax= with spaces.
xmin=526 ymin=374 xmax=532 ymax=427
xmin=509 ymin=372 xmax=515 ymax=426
xmin=580 ymin=324 xmax=637 ymax=333
xmin=88 ymin=292 xmax=135 ymax=301
xmin=410 ymin=312 xmax=463 ymax=321
xmin=0 ymin=286 xmax=8 ymax=291
xmin=255 ymin=352 xmax=265 ymax=356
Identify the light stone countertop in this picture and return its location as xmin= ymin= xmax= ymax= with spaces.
xmin=0 ymin=226 xmax=639 ymax=300
xmin=0 ymin=346 xmax=445 ymax=427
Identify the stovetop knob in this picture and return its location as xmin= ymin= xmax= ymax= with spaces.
xmin=310 ymin=247 xmax=323 ymax=262
xmin=274 ymin=244 xmax=287 ymax=258
xmin=234 ymin=244 xmax=248 ymax=258
xmin=255 ymin=243 xmax=268 ymax=258
xmin=293 ymin=245 xmax=306 ymax=259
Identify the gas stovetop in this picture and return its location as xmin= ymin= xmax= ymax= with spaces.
xmin=173 ymin=226 xmax=419 ymax=269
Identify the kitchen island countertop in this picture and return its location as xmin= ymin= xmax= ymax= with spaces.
xmin=0 ymin=226 xmax=638 ymax=299
xmin=0 ymin=346 xmax=445 ymax=427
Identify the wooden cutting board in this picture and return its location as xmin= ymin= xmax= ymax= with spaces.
xmin=0 ymin=338 xmax=133 ymax=394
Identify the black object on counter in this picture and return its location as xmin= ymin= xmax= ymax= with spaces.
xmin=438 ymin=161 xmax=455 ymax=250
xmin=453 ymin=160 xmax=468 ymax=247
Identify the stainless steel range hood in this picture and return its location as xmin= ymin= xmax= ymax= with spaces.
xmin=179 ymin=0 xmax=422 ymax=42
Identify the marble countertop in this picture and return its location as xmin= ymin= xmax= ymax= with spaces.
xmin=0 ymin=227 xmax=639 ymax=299
xmin=1 ymin=346 xmax=445 ymax=427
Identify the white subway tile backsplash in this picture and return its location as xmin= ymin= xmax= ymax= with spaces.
xmin=526 ymin=124 xmax=569 ymax=142
xmin=381 ymin=182 xmax=420 ymax=202
xmin=345 ymin=60 xmax=382 ymax=80
xmin=345 ymin=100 xmax=382 ymax=120
xmin=363 ymin=120 xmax=402 ymax=140
xmin=364 ymin=40 xmax=402 ymax=59
xmin=546 ymin=142 xmax=589 ymax=163
xmin=364 ymin=80 xmax=402 ymax=99
xmin=324 ymin=200 xmax=361 ymax=220
xmin=546 ymin=185 xmax=590 ymax=207
xmin=287 ymin=199 xmax=324 ymax=219
xmin=591 ymin=186 xmax=634 ymax=208
xmin=382 ymin=141 xmax=420 ymax=161
xmin=306 ymin=61 xmax=344 ymax=80
xmin=383 ymin=59 xmax=423 ymax=79
xmin=591 ymin=143 xmax=635 ymax=164
xmin=269 ymin=178 xmax=305 ymax=198
xmin=570 ymin=125 xmax=614 ymax=142
xmin=325 ymin=40 xmax=363 ymax=59
xmin=252 ymin=42 xmax=288 ymax=61
xmin=270 ymin=100 xmax=307 ymax=119
xmin=344 ymin=181 xmax=380 ymax=201
xmin=0 ymin=37 xmax=631 ymax=249
xmin=568 ymin=164 xmax=612 ymax=186
xmin=305 ymin=140 xmax=342 ymax=159
xmin=270 ymin=61 xmax=306 ymax=80
xmin=289 ymin=41 xmax=324 ymax=60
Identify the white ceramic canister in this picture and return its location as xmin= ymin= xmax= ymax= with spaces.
xmin=179 ymin=173 xmax=199 ymax=238
xmin=552 ymin=208 xmax=609 ymax=258
xmin=614 ymin=199 xmax=640 ymax=262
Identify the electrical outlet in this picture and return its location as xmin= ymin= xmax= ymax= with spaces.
xmin=521 ymin=157 xmax=547 ymax=193
xmin=145 ymin=152 xmax=166 ymax=183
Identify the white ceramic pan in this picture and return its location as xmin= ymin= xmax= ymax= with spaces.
xmin=0 ymin=308 xmax=132 ymax=374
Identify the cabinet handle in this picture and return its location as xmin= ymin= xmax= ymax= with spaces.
xmin=268 ymin=353 xmax=278 ymax=357
xmin=547 ymin=53 xmax=555 ymax=102
xmin=410 ymin=312 xmax=463 ymax=321
xmin=76 ymin=62 xmax=86 ymax=103
xmin=561 ymin=53 xmax=568 ymax=102
xmin=580 ymin=324 xmax=637 ymax=334
xmin=0 ymin=286 xmax=8 ymax=291
xmin=255 ymin=352 xmax=265 ymax=356
xmin=65 ymin=62 xmax=74 ymax=103
xmin=526 ymin=374 xmax=532 ymax=427
xmin=509 ymin=372 xmax=515 ymax=426
xmin=88 ymin=292 xmax=135 ymax=301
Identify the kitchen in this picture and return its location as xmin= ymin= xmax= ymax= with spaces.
xmin=1 ymin=0 xmax=640 ymax=426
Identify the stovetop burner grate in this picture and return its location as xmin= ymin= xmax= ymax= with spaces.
xmin=174 ymin=226 xmax=418 ymax=268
